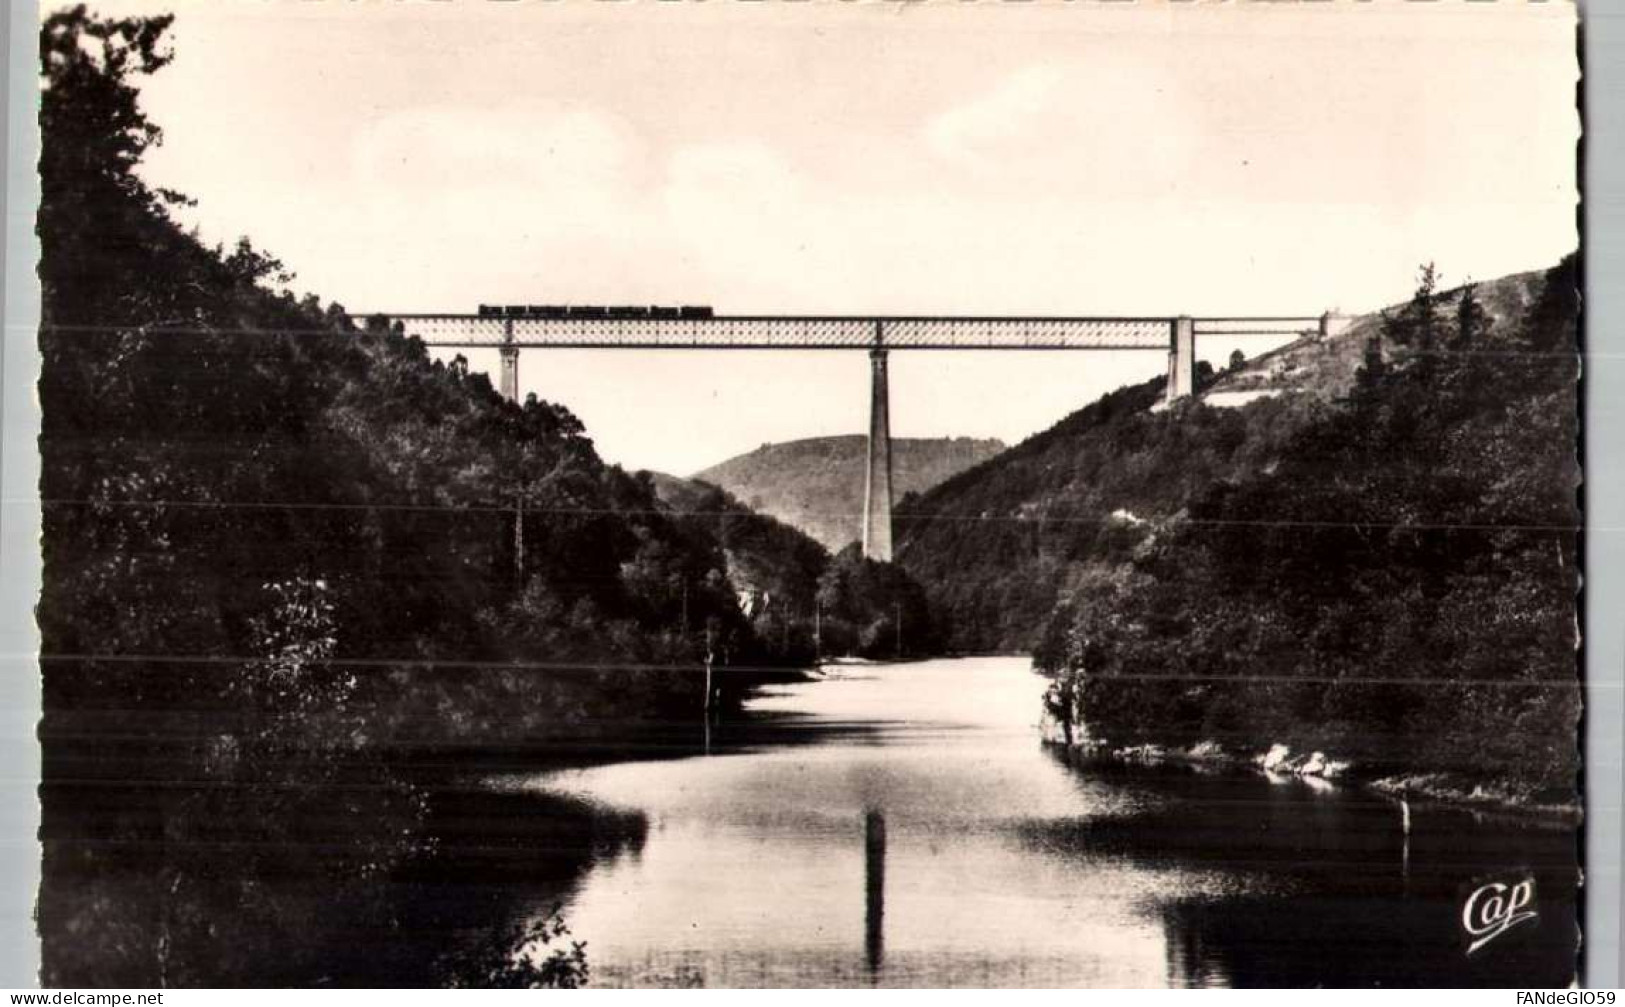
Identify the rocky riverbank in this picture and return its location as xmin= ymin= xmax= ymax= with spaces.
xmin=1039 ymin=710 xmax=1580 ymax=818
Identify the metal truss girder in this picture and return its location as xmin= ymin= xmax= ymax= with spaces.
xmin=1194 ymin=318 xmax=1321 ymax=337
xmin=376 ymin=315 xmax=1177 ymax=350
xmin=392 ymin=316 xmax=874 ymax=348
xmin=882 ymin=318 xmax=1168 ymax=348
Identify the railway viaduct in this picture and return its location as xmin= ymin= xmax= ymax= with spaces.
xmin=365 ymin=310 xmax=1350 ymax=561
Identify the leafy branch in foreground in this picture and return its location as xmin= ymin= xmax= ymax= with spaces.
xmin=443 ymin=910 xmax=590 ymax=989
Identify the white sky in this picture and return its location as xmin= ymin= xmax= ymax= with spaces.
xmin=87 ymin=0 xmax=1578 ymax=475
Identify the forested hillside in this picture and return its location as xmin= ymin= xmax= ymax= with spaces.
xmin=897 ymin=255 xmax=1578 ymax=798
xmin=896 ymin=266 xmax=1558 ymax=655
xmin=38 ymin=7 xmax=793 ymax=751
xmin=1041 ymin=259 xmax=1579 ymax=798
xmin=1202 ymin=267 xmax=1546 ymax=405
xmin=649 ymin=474 xmax=938 ymax=660
xmin=695 ymin=435 xmax=1004 ymax=551
xmin=35 ymin=7 xmax=836 ymax=985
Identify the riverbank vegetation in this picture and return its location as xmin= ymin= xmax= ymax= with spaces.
xmin=36 ymin=5 xmax=922 ymax=985
xmin=1030 ymin=261 xmax=1579 ymax=802
xmin=891 ymin=222 xmax=1577 ymax=804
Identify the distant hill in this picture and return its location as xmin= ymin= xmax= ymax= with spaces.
xmin=644 ymin=470 xmax=717 ymax=513
xmin=895 ymin=265 xmax=1555 ymax=653
xmin=642 ymin=471 xmax=828 ymax=613
xmin=693 ymin=436 xmax=1006 ymax=551
xmin=643 ymin=471 xmax=941 ymax=660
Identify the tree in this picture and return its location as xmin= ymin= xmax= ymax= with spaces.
xmin=1454 ymin=282 xmax=1490 ymax=351
xmin=443 ymin=911 xmax=589 ymax=989
xmin=39 ymin=6 xmax=834 ymax=984
xmin=39 ymin=6 xmax=181 ymax=326
xmin=1351 ymin=335 xmax=1387 ymax=407
xmin=1381 ymin=262 xmax=1441 ymax=347
xmin=1228 ymin=348 xmax=1246 ymax=371
xmin=1382 ymin=262 xmax=1443 ymax=383
xmin=1033 ymin=259 xmax=1579 ymax=797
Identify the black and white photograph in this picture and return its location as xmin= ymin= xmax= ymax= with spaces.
xmin=33 ymin=0 xmax=1583 ymax=988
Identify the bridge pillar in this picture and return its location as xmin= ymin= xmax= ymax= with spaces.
xmin=499 ymin=346 xmax=520 ymax=402
xmin=1319 ymin=311 xmax=1354 ymax=340
xmin=499 ymin=318 xmax=519 ymax=402
xmin=1165 ymin=315 xmax=1195 ymax=404
xmin=862 ymin=347 xmax=894 ymax=562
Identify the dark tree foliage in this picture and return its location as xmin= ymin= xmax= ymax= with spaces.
xmin=896 ymin=375 xmax=1319 ymax=652
xmin=649 ymin=476 xmax=938 ymax=663
xmin=39 ymin=4 xmax=758 ymax=743
xmin=1454 ymin=282 xmax=1491 ymax=350
xmin=35 ymin=5 xmax=832 ymax=986
xmin=440 ymin=910 xmax=589 ymax=989
xmin=815 ymin=545 xmax=939 ymax=659
xmin=1036 ymin=257 xmax=1580 ymax=797
xmin=652 ymin=479 xmax=831 ymax=666
xmin=1377 ymin=262 xmax=1444 ymax=386
xmin=1352 ymin=335 xmax=1387 ymax=409
xmin=1382 ymin=263 xmax=1443 ymax=351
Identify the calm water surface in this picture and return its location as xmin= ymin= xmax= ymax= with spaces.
xmin=491 ymin=656 xmax=1579 ymax=988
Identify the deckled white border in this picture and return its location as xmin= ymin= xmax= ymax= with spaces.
xmin=2 ymin=0 xmax=43 ymax=988
xmin=1582 ymin=0 xmax=1624 ymax=990
xmin=0 ymin=0 xmax=1613 ymax=991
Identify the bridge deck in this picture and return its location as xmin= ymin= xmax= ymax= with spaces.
xmin=369 ymin=315 xmax=1321 ymax=350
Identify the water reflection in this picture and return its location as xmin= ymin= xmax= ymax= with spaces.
xmin=1025 ymin=753 xmax=1577 ymax=987
xmin=38 ymin=781 xmax=648 ymax=987
xmin=864 ymin=809 xmax=886 ymax=982
xmin=510 ymin=657 xmax=1577 ymax=987
xmin=40 ymin=657 xmax=1580 ymax=987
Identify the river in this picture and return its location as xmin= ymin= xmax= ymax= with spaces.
xmin=39 ymin=655 xmax=1579 ymax=987
xmin=487 ymin=656 xmax=1579 ymax=988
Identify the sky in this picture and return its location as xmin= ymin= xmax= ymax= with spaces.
xmin=87 ymin=0 xmax=1578 ymax=475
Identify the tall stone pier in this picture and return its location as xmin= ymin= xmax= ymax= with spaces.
xmin=499 ymin=318 xmax=520 ymax=402
xmin=1319 ymin=311 xmax=1354 ymax=340
xmin=862 ymin=347 xmax=894 ymax=562
xmin=1165 ymin=315 xmax=1195 ymax=404
xmin=499 ymin=346 xmax=519 ymax=402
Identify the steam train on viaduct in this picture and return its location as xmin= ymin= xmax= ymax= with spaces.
xmin=476 ymin=304 xmax=715 ymax=320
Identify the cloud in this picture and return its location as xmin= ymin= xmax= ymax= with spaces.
xmin=921 ymin=61 xmax=1196 ymax=197
xmin=355 ymin=105 xmax=636 ymax=189
xmin=924 ymin=64 xmax=1067 ymax=169
xmin=210 ymin=61 xmax=1567 ymax=319
xmin=350 ymin=103 xmax=648 ymax=241
xmin=662 ymin=141 xmax=825 ymax=290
